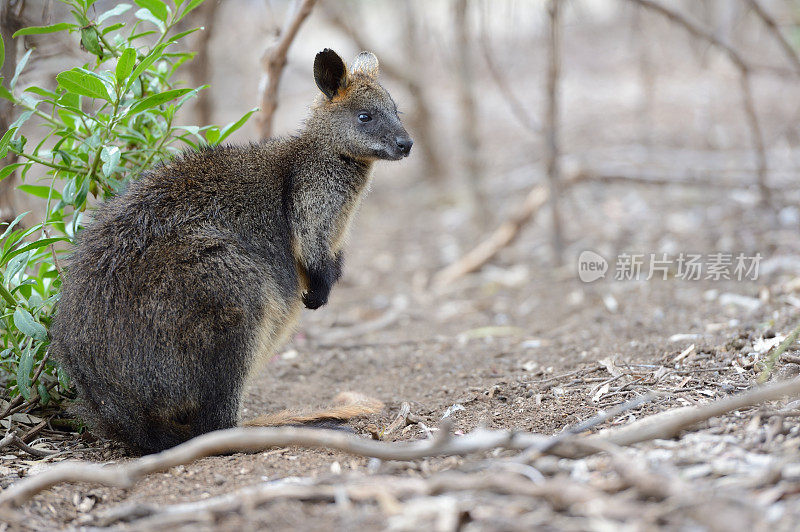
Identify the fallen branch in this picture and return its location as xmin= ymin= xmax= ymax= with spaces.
xmin=567 ymin=376 xmax=800 ymax=456
xmin=432 ymin=184 xmax=549 ymax=288
xmin=89 ymin=472 xmax=602 ymax=527
xmin=432 ymin=164 xmax=798 ymax=285
xmin=2 ymin=378 xmax=798 ymax=508
xmin=0 ymin=431 xmax=55 ymax=458
xmin=256 ymin=0 xmax=317 ymax=138
xmin=433 ymin=170 xmax=589 ymax=287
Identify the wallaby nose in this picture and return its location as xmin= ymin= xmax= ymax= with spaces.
xmin=396 ymin=137 xmax=413 ymax=155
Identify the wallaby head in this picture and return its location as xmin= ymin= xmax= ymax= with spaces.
xmin=310 ymin=48 xmax=413 ymax=161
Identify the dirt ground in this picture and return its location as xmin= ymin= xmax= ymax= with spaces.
xmin=4 ymin=1 xmax=800 ymax=530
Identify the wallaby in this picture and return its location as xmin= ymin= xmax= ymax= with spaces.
xmin=49 ymin=49 xmax=413 ymax=454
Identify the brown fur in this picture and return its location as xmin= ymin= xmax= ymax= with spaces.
xmin=244 ymin=392 xmax=384 ymax=426
xmin=49 ymin=49 xmax=412 ymax=454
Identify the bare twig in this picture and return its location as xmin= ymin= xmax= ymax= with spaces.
xmin=564 ymin=376 xmax=800 ymax=457
xmin=3 ymin=378 xmax=799 ymax=507
xmin=544 ymin=0 xmax=565 ymax=265
xmin=477 ymin=6 xmax=539 ymax=134
xmin=256 ymin=0 xmax=317 ymax=138
xmin=628 ymin=0 xmax=770 ymax=206
xmin=0 ymin=1 xmax=24 ymax=223
xmin=0 ymin=431 xmax=55 ymax=457
xmin=188 ymin=0 xmax=221 ymax=125
xmin=90 ymin=472 xmax=603 ymax=528
xmin=745 ymin=0 xmax=800 ymax=75
xmin=453 ymin=0 xmax=485 ymax=221
xmin=432 ymin=184 xmax=549 ymax=287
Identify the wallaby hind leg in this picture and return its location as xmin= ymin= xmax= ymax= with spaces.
xmin=244 ymin=392 xmax=383 ymax=427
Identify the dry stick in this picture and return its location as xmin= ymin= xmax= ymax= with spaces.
xmin=0 ymin=432 xmax=54 ymax=458
xmin=434 ymin=170 xmax=587 ymax=287
xmin=453 ymin=0 xmax=486 ymax=223
xmin=256 ymin=0 xmax=317 ymax=138
xmin=628 ymin=0 xmax=770 ymax=207
xmin=580 ymin=171 xmax=779 ymax=190
xmin=92 ymin=472 xmax=602 ymax=528
xmin=0 ymin=1 xmax=23 ymax=224
xmin=544 ymin=0 xmax=565 ymax=266
xmin=188 ymin=0 xmax=221 ymax=125
xmin=477 ymin=8 xmax=540 ymax=134
xmin=399 ymin=0 xmax=445 ymax=181
xmin=432 ymin=184 xmax=549 ymax=287
xmin=631 ymin=3 xmax=655 ymax=146
xmin=432 ymin=163 xmax=793 ymax=287
xmin=745 ymin=0 xmax=800 ymax=75
xmin=4 ymin=378 xmax=800 ymax=508
xmin=566 ymin=376 xmax=800 ymax=457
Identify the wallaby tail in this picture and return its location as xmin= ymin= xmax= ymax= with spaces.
xmin=243 ymin=392 xmax=384 ymax=427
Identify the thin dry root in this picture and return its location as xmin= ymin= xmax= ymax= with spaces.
xmin=243 ymin=392 xmax=384 ymax=427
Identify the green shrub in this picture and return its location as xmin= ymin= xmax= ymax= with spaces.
xmin=0 ymin=0 xmax=255 ymax=419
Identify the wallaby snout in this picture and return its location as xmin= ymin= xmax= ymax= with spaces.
xmin=395 ymin=135 xmax=413 ymax=157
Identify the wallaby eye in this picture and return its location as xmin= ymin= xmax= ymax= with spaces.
xmin=358 ymin=112 xmax=372 ymax=123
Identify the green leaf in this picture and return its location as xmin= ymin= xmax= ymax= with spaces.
xmin=4 ymin=237 xmax=67 ymax=265
xmin=4 ymin=251 xmax=30 ymax=280
xmin=24 ymin=86 xmax=58 ymax=98
xmin=62 ymin=177 xmax=77 ymax=204
xmin=56 ymin=69 xmax=111 ymax=101
xmin=0 ymin=126 xmax=17 ymax=157
xmin=17 ymin=185 xmax=62 ymax=200
xmin=16 ymin=343 xmax=34 ymax=401
xmin=9 ymin=110 xmax=33 ymax=130
xmin=0 ymin=212 xmax=28 ymax=242
xmin=116 ymin=47 xmax=136 ymax=85
xmin=70 ymin=8 xmax=91 ymax=27
xmin=128 ymin=88 xmax=191 ymax=114
xmin=0 ymin=83 xmax=12 ymax=101
xmin=100 ymin=146 xmax=120 ymax=177
xmin=13 ymin=308 xmax=48 ymax=342
xmin=0 ymin=33 xmax=4 ymax=72
xmin=217 ymin=107 xmax=258 ymax=144
xmin=0 ymin=163 xmax=27 ymax=182
xmin=168 ymin=26 xmax=201 ymax=43
xmin=37 ymin=383 xmax=51 ymax=405
xmin=135 ymin=0 xmax=169 ymax=22
xmin=134 ymin=8 xmax=166 ymax=32
xmin=80 ymin=26 xmax=104 ymax=57
xmin=176 ymin=0 xmax=206 ymax=23
xmin=57 ymin=365 xmax=71 ymax=390
xmin=205 ymin=126 xmax=220 ymax=145
xmin=11 ymin=48 xmax=32 ymax=89
xmin=12 ymin=23 xmax=75 ymax=38
xmin=125 ymin=42 xmax=168 ymax=91
xmin=97 ymin=3 xmax=132 ymax=24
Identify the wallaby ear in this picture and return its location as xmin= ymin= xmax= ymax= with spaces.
xmin=314 ymin=48 xmax=348 ymax=100
xmin=350 ymin=51 xmax=379 ymax=79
